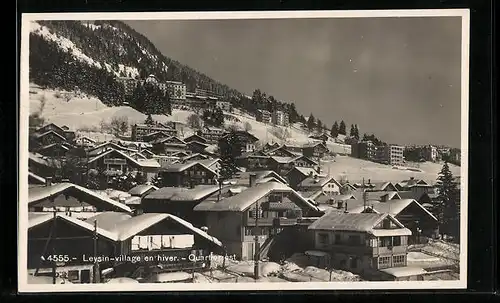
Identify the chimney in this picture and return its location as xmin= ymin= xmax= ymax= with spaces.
xmin=249 ymin=173 xmax=257 ymax=188
xmin=45 ymin=177 xmax=52 ymax=187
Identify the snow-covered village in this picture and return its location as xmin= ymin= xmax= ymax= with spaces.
xmin=23 ymin=18 xmax=463 ymax=285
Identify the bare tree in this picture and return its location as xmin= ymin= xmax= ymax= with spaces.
xmin=187 ymin=113 xmax=203 ymax=130
xmin=110 ymin=116 xmax=129 ymax=136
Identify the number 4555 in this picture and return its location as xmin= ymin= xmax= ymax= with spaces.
xmin=46 ymin=255 xmax=70 ymax=262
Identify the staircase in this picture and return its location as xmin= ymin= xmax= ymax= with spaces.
xmin=257 ymin=235 xmax=276 ymax=260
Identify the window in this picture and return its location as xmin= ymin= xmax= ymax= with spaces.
xmin=334 ymin=234 xmax=341 ymax=244
xmin=393 ymin=236 xmax=402 ymax=246
xmin=67 ymin=270 xmax=80 ymax=281
xmin=379 ymin=236 xmax=392 ymax=247
xmin=318 ymin=233 xmax=329 ymax=245
xmin=378 ymin=256 xmax=391 ymax=267
xmin=348 ymin=235 xmax=361 ymax=245
xmin=393 ymin=255 xmax=405 ymax=266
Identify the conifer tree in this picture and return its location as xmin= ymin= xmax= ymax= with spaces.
xmin=217 ymin=131 xmax=243 ymax=200
xmin=435 ymin=162 xmax=460 ymax=240
xmin=331 ymin=121 xmax=339 ymax=138
xmin=339 ymin=120 xmax=347 ymax=135
xmin=307 ymin=114 xmax=316 ymax=131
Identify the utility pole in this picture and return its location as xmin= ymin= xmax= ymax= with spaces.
xmin=253 ymin=200 xmax=260 ymax=280
xmin=51 ymin=211 xmax=57 ymax=284
xmin=93 ymin=220 xmax=100 ymax=283
xmin=362 ymin=178 xmax=367 ymax=211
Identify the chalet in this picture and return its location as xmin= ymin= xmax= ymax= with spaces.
xmin=158 ymin=161 xmax=218 ymax=188
xmin=349 ymin=199 xmax=439 ymax=243
xmin=340 ymin=182 xmax=358 ymax=194
xmin=86 ymin=142 xmax=137 ymax=158
xmin=28 ymin=182 xmax=132 ymax=218
xmin=228 ymin=170 xmax=288 ymax=187
xmin=395 ymin=178 xmax=435 ymax=198
xmin=36 ymin=143 xmax=71 ymax=158
xmin=261 ymin=142 xmax=280 ymax=153
xmin=282 ymin=144 xmax=304 ymax=155
xmin=141 ymin=185 xmax=224 ymax=226
xmin=235 ymin=153 xmax=271 ymax=171
xmin=171 ymin=151 xmax=191 ymax=159
xmin=32 ymin=123 xmax=75 ymax=142
xmin=196 ymin=158 xmax=221 ymax=177
xmin=220 ymin=130 xmax=259 ymax=153
xmin=290 ymin=155 xmax=318 ymax=168
xmin=302 ymin=142 xmax=329 ymax=159
xmin=131 ymin=123 xmax=177 ymax=142
xmin=193 ymin=182 xmax=321 ymax=260
xmin=361 ymin=181 xmax=399 ymax=192
xmin=152 ymin=155 xmax=181 ymax=168
xmin=75 ymin=136 xmax=97 ymax=148
xmin=151 ymin=136 xmax=188 ymax=156
xmin=265 ymin=145 xmax=300 ymax=158
xmin=297 ymin=175 xmax=342 ymax=195
xmin=183 ymin=133 xmax=208 ymax=145
xmin=128 ymin=184 xmax=159 ymax=198
xmin=181 ymin=153 xmax=208 ymax=162
xmin=87 ymin=149 xmax=161 ymax=181
xmin=186 ymin=141 xmax=210 ymax=155
xmin=28 ymin=212 xmax=223 ymax=283
xmin=30 ymin=130 xmax=67 ymax=148
xmin=286 ymin=167 xmax=325 ymax=190
xmin=308 ymin=212 xmax=416 ymax=280
xmin=120 ymin=141 xmax=153 ymax=151
xmin=142 ymin=131 xmax=173 ymax=143
xmin=140 ymin=149 xmax=156 ymax=159
xmin=268 ymin=156 xmax=296 ymax=175
xmin=309 ymin=133 xmax=329 ymax=142
xmin=197 ymin=126 xmax=226 ymax=144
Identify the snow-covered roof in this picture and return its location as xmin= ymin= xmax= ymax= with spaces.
xmin=128 ymin=184 xmax=159 ymax=196
xmin=349 ymin=199 xmax=438 ymax=221
xmin=299 ymin=175 xmax=341 ymax=189
xmin=28 ymin=171 xmax=46 ymax=184
xmin=88 ymin=148 xmax=160 ymax=168
xmin=379 ymin=267 xmax=427 ymax=278
xmin=28 ymin=183 xmax=132 ymax=213
xmin=143 ymin=185 xmax=222 ymax=202
xmin=270 ymin=156 xmax=295 ymax=164
xmin=33 ymin=130 xmax=66 ymax=141
xmin=193 ymin=182 xmax=319 ymax=212
xmin=308 ymin=212 xmax=411 ymax=237
xmin=29 ymin=212 xmax=222 ymax=247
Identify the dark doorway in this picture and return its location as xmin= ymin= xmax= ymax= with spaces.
xmin=80 ymin=269 xmax=91 ymax=283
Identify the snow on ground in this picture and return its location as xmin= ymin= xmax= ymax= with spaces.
xmin=227 ymin=261 xmax=282 ymax=277
xmin=418 ymin=240 xmax=460 ymax=262
xmin=322 ymin=155 xmax=461 ymax=183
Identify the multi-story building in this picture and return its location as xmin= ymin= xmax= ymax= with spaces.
xmin=256 ymin=110 xmax=272 ymax=124
xmin=307 ymin=212 xmax=413 ymax=279
xmin=131 ymin=124 xmax=178 ymax=142
xmin=117 ymin=76 xmax=139 ymax=96
xmin=166 ymin=81 xmax=187 ymax=103
xmin=215 ymin=100 xmax=232 ymax=112
xmin=383 ymin=145 xmax=405 ymax=166
xmin=197 ymin=126 xmax=226 ymax=144
xmin=420 ymin=145 xmax=438 ymax=162
xmin=271 ymin=110 xmax=289 ymax=126
xmin=351 ymin=141 xmax=376 ymax=161
xmin=193 ymin=181 xmax=322 ymax=260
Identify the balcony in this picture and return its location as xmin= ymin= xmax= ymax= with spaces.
xmin=245 ymin=217 xmax=298 ymax=227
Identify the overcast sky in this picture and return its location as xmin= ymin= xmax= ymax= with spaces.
xmin=126 ymin=17 xmax=463 ymax=148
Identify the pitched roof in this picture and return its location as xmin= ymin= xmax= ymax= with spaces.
xmin=28 ymin=152 xmax=62 ymax=168
xmin=193 ymin=182 xmax=318 ymax=212
xmin=270 ymin=156 xmax=295 ymax=164
xmin=29 ymin=213 xmax=118 ymax=241
xmin=287 ymin=167 xmax=325 ymax=178
xmin=299 ymin=175 xmax=341 ymax=189
xmin=183 ymin=134 xmax=208 ymax=143
xmin=308 ymin=212 xmax=411 ymax=237
xmin=37 ymin=143 xmax=70 ymax=152
xmin=161 ymin=161 xmax=217 ymax=175
xmin=28 ymin=183 xmax=132 ymax=213
xmin=33 ymin=130 xmax=66 ymax=141
xmin=230 ymin=170 xmax=288 ymax=185
xmin=143 ymin=185 xmax=222 ymax=202
xmin=28 ymin=171 xmax=46 ymax=184
xmin=182 ymin=153 xmax=209 ymax=161
xmin=29 ymin=212 xmax=223 ymax=247
xmin=88 ymin=148 xmax=161 ymax=168
xmin=151 ymin=136 xmax=186 ymax=145
xmin=349 ymin=199 xmax=438 ymax=221
xmin=128 ymin=184 xmax=159 ymax=196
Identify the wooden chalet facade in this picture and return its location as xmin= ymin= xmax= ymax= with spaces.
xmin=158 ymin=162 xmax=218 ymax=188
xmin=193 ymin=182 xmax=322 ymax=260
xmin=131 ymin=124 xmax=177 ymax=142
xmin=197 ymin=126 xmax=226 ymax=144
xmin=151 ymin=136 xmax=188 ymax=156
xmin=302 ymin=142 xmax=329 ymax=159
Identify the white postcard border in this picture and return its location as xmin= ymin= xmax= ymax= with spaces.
xmin=18 ymin=9 xmax=470 ymax=293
